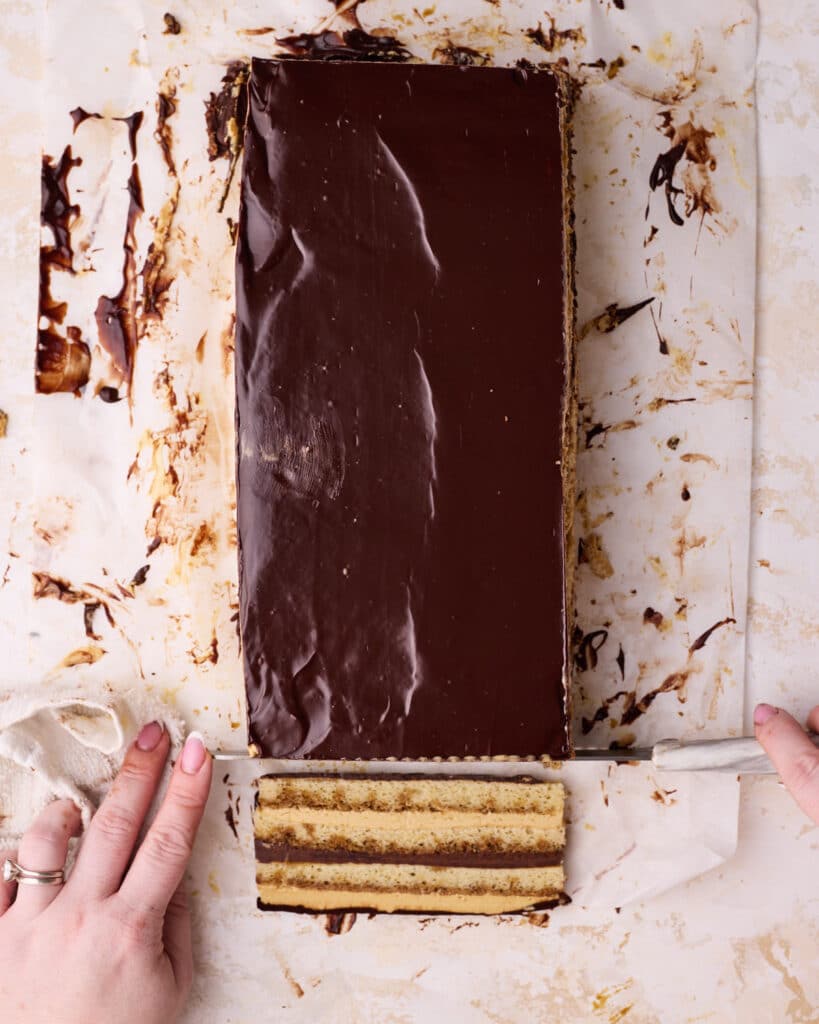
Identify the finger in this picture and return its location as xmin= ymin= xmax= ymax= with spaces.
xmin=119 ymin=732 xmax=212 ymax=916
xmin=163 ymin=882 xmax=194 ymax=996
xmin=755 ymin=703 xmax=819 ymax=822
xmin=0 ymin=848 xmax=18 ymax=915
xmin=805 ymin=705 xmax=819 ymax=735
xmin=12 ymin=800 xmax=80 ymax=919
xmin=70 ymin=722 xmax=169 ymax=899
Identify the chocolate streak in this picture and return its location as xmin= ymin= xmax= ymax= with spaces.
xmin=94 ymin=163 xmax=143 ymax=386
xmin=205 ymin=62 xmax=248 ymax=161
xmin=70 ymin=107 xmax=102 ymax=132
xmin=141 ymin=87 xmax=180 ymax=319
xmin=155 ymin=91 xmax=177 ymax=175
xmin=255 ymin=841 xmax=563 ymax=869
xmin=38 ymin=147 xmax=91 ymax=394
xmin=276 ymin=29 xmax=410 ymax=61
xmin=204 ymin=62 xmax=249 ymax=213
xmin=115 ymin=111 xmax=144 ymax=160
xmin=431 ymin=43 xmax=489 ymax=67
xmin=236 ymin=61 xmax=571 ymax=760
xmin=689 ymin=616 xmax=735 ymax=653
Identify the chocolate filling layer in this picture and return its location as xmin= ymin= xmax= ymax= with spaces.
xmin=255 ymin=840 xmax=564 ymax=869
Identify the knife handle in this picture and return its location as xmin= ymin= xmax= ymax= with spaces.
xmin=652 ymin=734 xmax=819 ymax=775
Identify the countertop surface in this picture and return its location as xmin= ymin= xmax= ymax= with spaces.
xmin=2 ymin=1 xmax=819 ymax=1021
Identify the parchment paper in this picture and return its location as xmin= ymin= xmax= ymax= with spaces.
xmin=1 ymin=0 xmax=755 ymax=955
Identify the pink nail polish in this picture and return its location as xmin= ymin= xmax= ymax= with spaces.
xmin=181 ymin=731 xmax=207 ymax=774
xmin=754 ymin=703 xmax=778 ymax=726
xmin=136 ymin=721 xmax=163 ymax=751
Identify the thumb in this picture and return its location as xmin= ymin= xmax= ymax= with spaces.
xmin=755 ymin=703 xmax=819 ymax=823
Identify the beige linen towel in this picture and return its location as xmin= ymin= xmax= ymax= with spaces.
xmin=0 ymin=685 xmax=185 ymax=848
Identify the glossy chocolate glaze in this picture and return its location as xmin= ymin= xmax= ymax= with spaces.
xmin=236 ymin=59 xmax=571 ymax=759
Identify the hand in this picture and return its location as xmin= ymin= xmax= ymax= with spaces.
xmin=0 ymin=724 xmax=212 ymax=1024
xmin=755 ymin=702 xmax=819 ymax=823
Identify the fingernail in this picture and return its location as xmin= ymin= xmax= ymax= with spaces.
xmin=136 ymin=721 xmax=164 ymax=751
xmin=181 ymin=731 xmax=207 ymax=774
xmin=754 ymin=703 xmax=779 ymax=726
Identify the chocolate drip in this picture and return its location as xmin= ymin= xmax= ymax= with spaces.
xmin=70 ymin=107 xmax=102 ymax=132
xmin=41 ymin=147 xmax=81 ymax=269
xmin=649 ymin=141 xmax=686 ymax=226
xmin=205 ymin=62 xmax=248 ymax=161
xmin=38 ymin=148 xmax=90 ymax=394
xmin=155 ymin=90 xmax=177 ymax=175
xmin=114 ymin=111 xmax=144 ymax=160
xmin=94 ymin=164 xmax=143 ymax=386
xmin=276 ymin=29 xmax=410 ymax=61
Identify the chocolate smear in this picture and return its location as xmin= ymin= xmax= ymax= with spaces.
xmin=70 ymin=107 xmax=102 ymax=132
xmin=131 ymin=564 xmax=150 ymax=587
xmin=38 ymin=147 xmax=91 ymax=394
xmin=432 ymin=43 xmax=490 ymax=66
xmin=41 ymin=147 xmax=81 ymax=270
xmin=620 ymin=671 xmax=690 ymax=725
xmin=37 ymin=327 xmax=91 ymax=395
xmin=643 ymin=607 xmax=663 ymax=629
xmin=581 ymin=297 xmax=654 ymax=338
xmin=142 ymin=83 xmax=180 ymax=319
xmin=204 ymin=62 xmax=249 ymax=213
xmin=649 ymin=118 xmax=718 ymax=227
xmin=155 ymin=89 xmax=177 ymax=175
xmin=526 ymin=16 xmax=585 ymax=52
xmin=277 ymin=29 xmax=410 ymax=62
xmin=573 ymin=627 xmax=608 ymax=672
xmin=325 ymin=912 xmax=357 ymax=936
xmin=205 ymin=62 xmax=249 ymax=161
xmin=114 ymin=111 xmax=144 ymax=160
xmin=689 ymin=617 xmax=735 ymax=654
xmin=95 ymin=164 xmax=143 ymax=387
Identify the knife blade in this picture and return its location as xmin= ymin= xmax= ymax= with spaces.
xmin=212 ymin=734 xmax=819 ymax=775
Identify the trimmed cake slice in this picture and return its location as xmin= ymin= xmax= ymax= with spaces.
xmin=255 ymin=774 xmax=566 ymax=914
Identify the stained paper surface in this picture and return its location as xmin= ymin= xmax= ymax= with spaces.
xmin=0 ymin=0 xmax=758 ymax=1020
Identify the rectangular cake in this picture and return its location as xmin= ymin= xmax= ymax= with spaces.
xmin=235 ymin=58 xmax=576 ymax=760
xmin=254 ymin=774 xmax=566 ymax=914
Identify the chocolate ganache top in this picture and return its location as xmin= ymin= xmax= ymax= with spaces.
xmin=235 ymin=59 xmax=571 ymax=759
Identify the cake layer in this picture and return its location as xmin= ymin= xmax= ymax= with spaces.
xmin=255 ymin=774 xmax=566 ymax=914
xmin=236 ymin=58 xmax=575 ymax=759
xmin=255 ymin=775 xmax=566 ymax=814
xmin=257 ymin=861 xmax=565 ymax=895
xmin=256 ymin=886 xmax=563 ymax=915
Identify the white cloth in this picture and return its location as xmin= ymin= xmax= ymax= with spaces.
xmin=0 ymin=685 xmax=185 ymax=848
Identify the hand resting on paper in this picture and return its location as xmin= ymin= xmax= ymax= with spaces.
xmin=0 ymin=723 xmax=212 ymax=1024
xmin=755 ymin=702 xmax=819 ymax=822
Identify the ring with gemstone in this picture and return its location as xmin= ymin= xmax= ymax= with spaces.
xmin=2 ymin=858 xmax=65 ymax=886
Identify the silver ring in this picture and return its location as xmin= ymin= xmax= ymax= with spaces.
xmin=2 ymin=858 xmax=65 ymax=887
